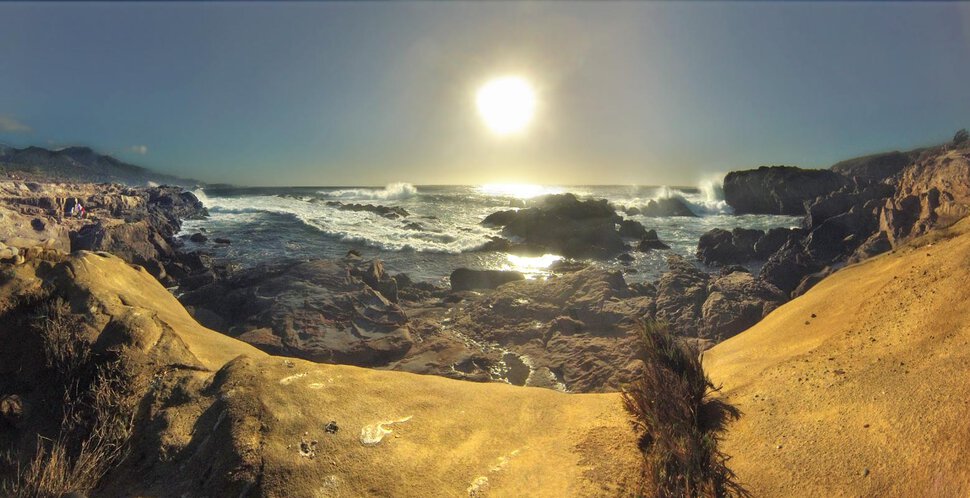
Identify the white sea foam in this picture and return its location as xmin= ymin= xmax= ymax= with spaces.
xmin=611 ymin=176 xmax=733 ymax=216
xmin=319 ymin=182 xmax=417 ymax=201
xmin=195 ymin=192 xmax=493 ymax=254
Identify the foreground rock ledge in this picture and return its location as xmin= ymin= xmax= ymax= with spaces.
xmin=0 ymin=251 xmax=639 ymax=497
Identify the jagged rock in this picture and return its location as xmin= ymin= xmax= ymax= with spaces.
xmin=724 ymin=166 xmax=848 ymax=215
xmin=617 ymin=219 xmax=648 ymax=239
xmin=179 ymin=258 xmax=412 ymax=366
xmin=654 ymin=255 xmax=710 ymax=336
xmin=792 ymin=266 xmax=835 ymax=298
xmin=444 ymin=267 xmax=647 ymax=392
xmin=696 ymin=228 xmax=763 ymax=265
xmin=700 ymin=272 xmax=785 ymax=340
xmin=450 ymin=268 xmax=524 ymax=291
xmin=754 ymin=227 xmax=799 ymax=259
xmin=639 ymin=197 xmax=697 ymax=217
xmin=848 ymin=231 xmax=892 ymax=264
xmin=759 ymin=240 xmax=825 ymax=297
xmin=879 ymin=147 xmax=970 ymax=245
xmin=636 ymin=229 xmax=670 ymax=251
xmin=830 ymin=150 xmax=919 ymax=183
xmin=71 ymin=221 xmax=175 ymax=279
xmin=189 ymin=232 xmax=208 ymax=243
xmin=349 ymin=258 xmax=399 ymax=303
xmin=481 ymin=210 xmax=518 ymax=227
xmin=480 ymin=193 xmax=627 ymax=259
xmin=326 ymin=201 xmax=409 ymax=219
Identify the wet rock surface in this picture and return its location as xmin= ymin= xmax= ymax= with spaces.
xmin=178 ymin=256 xmax=413 ymax=366
xmin=479 ymin=193 xmax=670 ymax=260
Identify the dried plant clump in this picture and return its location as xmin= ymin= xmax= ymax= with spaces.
xmin=2 ymin=298 xmax=144 ymax=498
xmin=622 ymin=321 xmax=748 ymax=498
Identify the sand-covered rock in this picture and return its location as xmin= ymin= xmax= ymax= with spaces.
xmin=0 ymin=251 xmax=640 ymax=497
xmin=706 ymin=217 xmax=970 ymax=496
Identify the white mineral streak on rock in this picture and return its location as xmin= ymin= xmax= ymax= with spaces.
xmin=279 ymin=372 xmax=308 ymax=385
xmin=359 ymin=416 xmax=413 ymax=445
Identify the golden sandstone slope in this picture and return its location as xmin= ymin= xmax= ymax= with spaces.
xmin=706 ymin=218 xmax=970 ymax=497
xmin=0 ymin=251 xmax=639 ymax=497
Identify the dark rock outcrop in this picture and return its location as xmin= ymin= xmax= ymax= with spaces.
xmin=696 ymin=227 xmax=800 ymax=266
xmin=443 ymin=267 xmax=647 ymax=392
xmin=179 ymin=257 xmax=412 ymax=366
xmin=480 ymin=193 xmax=628 ymax=259
xmin=700 ymin=271 xmax=785 ymax=340
xmin=638 ymin=197 xmax=697 ymax=217
xmin=830 ymin=150 xmax=920 ymax=183
xmin=326 ymin=201 xmax=409 ymax=219
xmin=450 ymin=268 xmax=525 ymax=291
xmin=636 ymin=229 xmax=670 ymax=251
xmin=723 ymin=166 xmax=848 ymax=215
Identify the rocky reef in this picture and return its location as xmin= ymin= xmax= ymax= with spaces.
xmin=479 ymin=193 xmax=666 ymax=259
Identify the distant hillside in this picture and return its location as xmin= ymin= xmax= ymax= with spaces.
xmin=0 ymin=144 xmax=199 ymax=186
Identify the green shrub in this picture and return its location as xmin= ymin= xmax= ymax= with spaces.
xmin=622 ymin=321 xmax=748 ymax=497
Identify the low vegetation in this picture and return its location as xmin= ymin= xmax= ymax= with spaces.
xmin=1 ymin=299 xmax=144 ymax=498
xmin=622 ymin=321 xmax=748 ymax=498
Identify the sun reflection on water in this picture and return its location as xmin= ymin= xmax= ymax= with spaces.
xmin=503 ymin=253 xmax=563 ymax=279
xmin=479 ymin=183 xmax=564 ymax=200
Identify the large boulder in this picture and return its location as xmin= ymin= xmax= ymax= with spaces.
xmin=700 ymin=271 xmax=785 ymax=340
xmin=654 ymin=255 xmax=710 ymax=336
xmin=696 ymin=228 xmax=763 ymax=266
xmin=178 ymin=258 xmax=413 ymax=366
xmin=638 ymin=197 xmax=697 ymax=217
xmin=480 ymin=193 xmax=627 ymax=259
xmin=723 ymin=166 xmax=848 ymax=215
xmin=70 ymin=220 xmax=175 ymax=279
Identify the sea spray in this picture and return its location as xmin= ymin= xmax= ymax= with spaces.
xmin=320 ymin=182 xmax=418 ymax=201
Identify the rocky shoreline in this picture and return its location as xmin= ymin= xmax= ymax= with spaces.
xmin=2 ymin=131 xmax=968 ymax=395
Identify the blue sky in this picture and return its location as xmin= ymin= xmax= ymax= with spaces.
xmin=1 ymin=1 xmax=969 ymax=186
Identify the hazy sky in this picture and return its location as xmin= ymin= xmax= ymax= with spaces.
xmin=1 ymin=1 xmax=969 ymax=186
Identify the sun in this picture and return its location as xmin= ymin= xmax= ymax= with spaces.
xmin=475 ymin=76 xmax=536 ymax=135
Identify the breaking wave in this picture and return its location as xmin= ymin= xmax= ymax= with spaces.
xmin=188 ymin=191 xmax=492 ymax=254
xmin=318 ymin=182 xmax=418 ymax=201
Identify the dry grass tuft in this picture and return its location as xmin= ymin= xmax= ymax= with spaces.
xmin=2 ymin=298 xmax=143 ymax=498
xmin=622 ymin=321 xmax=748 ymax=498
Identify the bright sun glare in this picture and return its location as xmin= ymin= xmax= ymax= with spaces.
xmin=476 ymin=76 xmax=536 ymax=135
xmin=479 ymin=183 xmax=563 ymax=199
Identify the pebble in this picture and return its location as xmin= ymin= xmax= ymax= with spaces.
xmin=862 ymin=468 xmax=870 ymax=477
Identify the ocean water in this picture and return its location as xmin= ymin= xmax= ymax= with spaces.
xmin=180 ymin=182 xmax=801 ymax=285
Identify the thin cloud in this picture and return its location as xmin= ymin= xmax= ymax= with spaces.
xmin=129 ymin=145 xmax=148 ymax=155
xmin=0 ymin=115 xmax=31 ymax=133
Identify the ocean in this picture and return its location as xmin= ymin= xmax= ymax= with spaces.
xmin=180 ymin=182 xmax=801 ymax=285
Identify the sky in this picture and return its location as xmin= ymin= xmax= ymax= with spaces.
xmin=1 ymin=1 xmax=969 ymax=187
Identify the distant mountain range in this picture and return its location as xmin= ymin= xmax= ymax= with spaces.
xmin=0 ymin=144 xmax=200 ymax=186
